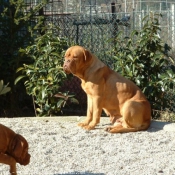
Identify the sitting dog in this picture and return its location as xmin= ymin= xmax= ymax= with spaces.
xmin=63 ymin=46 xmax=151 ymax=133
xmin=0 ymin=123 xmax=30 ymax=175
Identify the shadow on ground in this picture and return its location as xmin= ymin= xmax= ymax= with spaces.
xmin=150 ymin=120 xmax=175 ymax=131
xmin=54 ymin=172 xmax=105 ymax=175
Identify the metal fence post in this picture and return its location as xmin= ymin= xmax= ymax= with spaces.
xmin=111 ymin=2 xmax=117 ymax=46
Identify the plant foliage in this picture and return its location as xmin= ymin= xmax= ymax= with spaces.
xmin=15 ymin=26 xmax=78 ymax=116
xmin=0 ymin=0 xmax=48 ymax=116
xmin=112 ymin=13 xmax=175 ymax=117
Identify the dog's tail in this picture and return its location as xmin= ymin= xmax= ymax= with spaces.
xmin=105 ymin=123 xmax=150 ymax=133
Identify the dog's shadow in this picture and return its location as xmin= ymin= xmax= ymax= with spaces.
xmin=97 ymin=121 xmax=175 ymax=132
xmin=148 ymin=120 xmax=175 ymax=132
xmin=54 ymin=172 xmax=105 ymax=175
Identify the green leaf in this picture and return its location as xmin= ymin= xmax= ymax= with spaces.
xmin=0 ymin=87 xmax=11 ymax=95
xmin=14 ymin=75 xmax=26 ymax=85
xmin=69 ymin=98 xmax=79 ymax=104
xmin=0 ymin=80 xmax=3 ymax=92
xmin=41 ymin=88 xmax=46 ymax=100
xmin=50 ymin=52 xmax=60 ymax=57
xmin=57 ymin=99 xmax=65 ymax=108
xmin=166 ymin=70 xmax=173 ymax=78
xmin=127 ymin=55 xmax=134 ymax=62
xmin=0 ymin=80 xmax=11 ymax=95
xmin=44 ymin=104 xmax=50 ymax=111
xmin=125 ymin=65 xmax=130 ymax=73
xmin=136 ymin=79 xmax=140 ymax=86
xmin=36 ymin=108 xmax=42 ymax=113
xmin=16 ymin=67 xmax=25 ymax=73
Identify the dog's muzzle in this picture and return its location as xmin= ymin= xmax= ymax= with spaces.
xmin=16 ymin=153 xmax=30 ymax=165
xmin=63 ymin=59 xmax=72 ymax=74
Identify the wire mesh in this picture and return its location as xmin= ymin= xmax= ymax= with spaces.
xmin=25 ymin=0 xmax=175 ymax=60
xmin=18 ymin=0 xmax=175 ymax=59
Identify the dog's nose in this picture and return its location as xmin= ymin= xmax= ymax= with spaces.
xmin=63 ymin=64 xmax=67 ymax=69
xmin=63 ymin=64 xmax=68 ymax=72
xmin=21 ymin=154 xmax=30 ymax=165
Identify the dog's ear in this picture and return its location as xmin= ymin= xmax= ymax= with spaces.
xmin=9 ymin=134 xmax=30 ymax=165
xmin=83 ymin=48 xmax=92 ymax=61
xmin=10 ymin=134 xmax=25 ymax=158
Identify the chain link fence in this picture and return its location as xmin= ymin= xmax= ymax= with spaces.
xmin=25 ymin=0 xmax=175 ymax=62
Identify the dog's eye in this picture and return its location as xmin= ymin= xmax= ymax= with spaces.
xmin=64 ymin=59 xmax=71 ymax=63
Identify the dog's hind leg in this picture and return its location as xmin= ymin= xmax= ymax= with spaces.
xmin=105 ymin=100 xmax=151 ymax=133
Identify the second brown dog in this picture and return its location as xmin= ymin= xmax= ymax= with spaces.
xmin=0 ymin=123 xmax=30 ymax=175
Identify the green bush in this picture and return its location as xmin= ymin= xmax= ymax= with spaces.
xmin=112 ymin=13 xmax=175 ymax=117
xmin=15 ymin=27 xmax=78 ymax=116
xmin=0 ymin=0 xmax=48 ymax=116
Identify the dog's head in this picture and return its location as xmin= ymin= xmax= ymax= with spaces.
xmin=63 ymin=46 xmax=92 ymax=76
xmin=9 ymin=134 xmax=30 ymax=166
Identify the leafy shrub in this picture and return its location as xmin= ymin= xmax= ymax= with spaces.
xmin=15 ymin=27 xmax=78 ymax=116
xmin=112 ymin=13 xmax=175 ymax=117
xmin=0 ymin=0 xmax=48 ymax=116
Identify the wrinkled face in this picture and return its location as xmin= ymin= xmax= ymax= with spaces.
xmin=63 ymin=46 xmax=91 ymax=75
xmin=10 ymin=134 xmax=30 ymax=166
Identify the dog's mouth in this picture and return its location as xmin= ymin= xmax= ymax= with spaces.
xmin=17 ymin=153 xmax=30 ymax=166
xmin=63 ymin=66 xmax=71 ymax=74
xmin=63 ymin=58 xmax=76 ymax=75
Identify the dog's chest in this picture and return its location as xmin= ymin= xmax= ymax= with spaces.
xmin=81 ymin=81 xmax=96 ymax=95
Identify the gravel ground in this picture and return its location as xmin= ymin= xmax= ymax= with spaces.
xmin=0 ymin=117 xmax=175 ymax=175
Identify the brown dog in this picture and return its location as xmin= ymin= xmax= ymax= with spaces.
xmin=0 ymin=123 xmax=30 ymax=175
xmin=63 ymin=46 xmax=151 ymax=133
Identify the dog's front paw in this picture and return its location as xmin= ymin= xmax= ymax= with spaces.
xmin=78 ymin=122 xmax=88 ymax=127
xmin=83 ymin=125 xmax=95 ymax=130
xmin=10 ymin=172 xmax=17 ymax=175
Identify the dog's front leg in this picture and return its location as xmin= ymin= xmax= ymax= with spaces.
xmin=0 ymin=153 xmax=17 ymax=175
xmin=78 ymin=95 xmax=93 ymax=127
xmin=83 ymin=96 xmax=102 ymax=130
